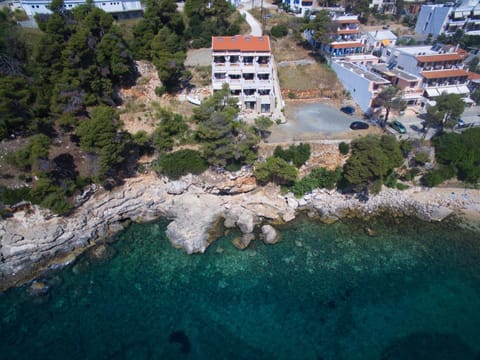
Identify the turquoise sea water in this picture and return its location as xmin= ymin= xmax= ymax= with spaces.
xmin=1 ymin=216 xmax=480 ymax=359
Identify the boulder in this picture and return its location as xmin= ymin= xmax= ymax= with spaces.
xmin=165 ymin=180 xmax=190 ymax=195
xmin=262 ymin=224 xmax=279 ymax=244
xmin=232 ymin=233 xmax=255 ymax=250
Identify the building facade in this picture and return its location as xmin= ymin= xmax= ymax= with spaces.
xmin=415 ymin=0 xmax=480 ymax=37
xmin=381 ymin=44 xmax=471 ymax=99
xmin=305 ymin=14 xmax=365 ymax=58
xmin=20 ymin=0 xmax=142 ymax=16
xmin=281 ymin=0 xmax=314 ymax=16
xmin=211 ymin=35 xmax=276 ymax=113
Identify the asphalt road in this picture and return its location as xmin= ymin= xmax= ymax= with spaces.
xmin=267 ymin=103 xmax=377 ymax=143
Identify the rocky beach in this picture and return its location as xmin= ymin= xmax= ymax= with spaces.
xmin=1 ymin=169 xmax=480 ymax=291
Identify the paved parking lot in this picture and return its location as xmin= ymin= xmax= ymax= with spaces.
xmin=267 ymin=102 xmax=382 ymax=143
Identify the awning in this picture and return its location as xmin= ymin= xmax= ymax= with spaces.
xmin=457 ymin=85 xmax=470 ymax=94
xmin=425 ymin=88 xmax=440 ymax=97
xmin=439 ymin=87 xmax=460 ymax=95
xmin=464 ymin=97 xmax=475 ymax=104
xmin=381 ymin=39 xmax=391 ymax=46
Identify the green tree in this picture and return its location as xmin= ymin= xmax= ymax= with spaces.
xmin=343 ymin=135 xmax=403 ymax=193
xmin=254 ymin=115 xmax=273 ymax=138
xmin=303 ymin=10 xmax=335 ymax=46
xmin=425 ymin=93 xmax=465 ymax=130
xmin=153 ymin=149 xmax=207 ymax=179
xmin=76 ymin=106 xmax=124 ymax=179
xmin=0 ymin=76 xmax=34 ymax=139
xmin=254 ymin=156 xmax=298 ymax=185
xmin=152 ymin=108 xmax=187 ymax=152
xmin=371 ymin=86 xmax=405 ymax=126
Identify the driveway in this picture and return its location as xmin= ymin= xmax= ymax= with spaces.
xmin=267 ymin=103 xmax=380 ymax=143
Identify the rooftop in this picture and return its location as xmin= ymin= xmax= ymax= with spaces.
xmin=367 ymin=30 xmax=397 ymax=41
xmin=337 ymin=61 xmax=391 ymax=84
xmin=330 ymin=41 xmax=365 ymax=49
xmin=372 ymin=64 xmax=420 ymax=81
xmin=212 ymin=36 xmax=271 ymax=52
xmin=421 ymin=69 xmax=469 ymax=79
xmin=416 ymin=52 xmax=467 ymax=62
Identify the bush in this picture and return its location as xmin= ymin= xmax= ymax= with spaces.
xmin=270 ymin=24 xmax=288 ymax=38
xmin=273 ymin=143 xmax=311 ymax=168
xmin=402 ymin=168 xmax=419 ymax=181
xmin=291 ymin=167 xmax=341 ymax=197
xmin=414 ymin=151 xmax=429 ymax=165
xmin=339 ymin=142 xmax=350 ymax=155
xmin=422 ymin=165 xmax=456 ymax=187
xmin=254 ymin=156 xmax=298 ymax=185
xmin=153 ymin=149 xmax=208 ymax=180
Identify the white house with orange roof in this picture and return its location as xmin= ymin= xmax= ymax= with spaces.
xmin=211 ymin=35 xmax=277 ymax=114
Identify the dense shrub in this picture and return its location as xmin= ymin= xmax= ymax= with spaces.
xmin=432 ymin=128 xmax=480 ymax=184
xmin=254 ymin=156 xmax=298 ymax=185
xmin=153 ymin=149 xmax=207 ymax=180
xmin=343 ymin=135 xmax=403 ymax=193
xmin=338 ymin=142 xmax=350 ymax=155
xmin=270 ymin=24 xmax=288 ymax=38
xmin=291 ymin=167 xmax=341 ymax=197
xmin=273 ymin=143 xmax=311 ymax=168
xmin=422 ymin=165 xmax=456 ymax=187
xmin=414 ymin=151 xmax=429 ymax=165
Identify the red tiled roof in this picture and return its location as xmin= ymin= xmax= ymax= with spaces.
xmin=212 ymin=36 xmax=271 ymax=52
xmin=337 ymin=29 xmax=360 ymax=35
xmin=416 ymin=52 xmax=467 ymax=63
xmin=330 ymin=42 xmax=365 ymax=49
xmin=335 ymin=19 xmax=360 ymax=24
xmin=421 ymin=69 xmax=469 ymax=79
xmin=467 ymin=70 xmax=480 ymax=80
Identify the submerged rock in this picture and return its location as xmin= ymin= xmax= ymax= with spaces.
xmin=262 ymin=225 xmax=279 ymax=244
xmin=232 ymin=233 xmax=255 ymax=250
xmin=27 ymin=281 xmax=49 ymax=296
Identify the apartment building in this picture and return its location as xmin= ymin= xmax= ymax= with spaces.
xmin=305 ymin=14 xmax=365 ymax=57
xmin=370 ymin=0 xmax=396 ymax=14
xmin=211 ymin=35 xmax=276 ymax=113
xmin=415 ymin=0 xmax=480 ymax=37
xmin=20 ymin=0 xmax=142 ymax=16
xmin=381 ymin=44 xmax=471 ymax=98
xmin=331 ymin=61 xmax=390 ymax=112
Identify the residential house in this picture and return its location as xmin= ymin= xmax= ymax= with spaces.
xmin=211 ymin=35 xmax=276 ymax=113
xmin=20 ymin=0 xmax=142 ymax=16
xmin=369 ymin=0 xmax=396 ymax=14
xmin=365 ymin=30 xmax=397 ymax=52
xmin=403 ymin=0 xmax=426 ymax=15
xmin=415 ymin=0 xmax=480 ymax=37
xmin=281 ymin=0 xmax=314 ymax=16
xmin=371 ymin=64 xmax=423 ymax=105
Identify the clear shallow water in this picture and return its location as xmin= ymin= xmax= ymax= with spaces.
xmin=1 ymin=216 xmax=480 ymax=359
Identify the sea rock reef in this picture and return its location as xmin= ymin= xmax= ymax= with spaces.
xmin=1 ymin=169 xmax=478 ymax=291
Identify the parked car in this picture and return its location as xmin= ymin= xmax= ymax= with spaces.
xmin=457 ymin=119 xmax=466 ymax=128
xmin=350 ymin=121 xmax=369 ymax=130
xmin=341 ymin=106 xmax=355 ymax=115
xmin=390 ymin=120 xmax=407 ymax=134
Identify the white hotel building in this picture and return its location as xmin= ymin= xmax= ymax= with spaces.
xmin=212 ymin=35 xmax=276 ymax=114
xmin=20 ymin=0 xmax=142 ymax=17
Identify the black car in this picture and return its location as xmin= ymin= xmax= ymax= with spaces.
xmin=350 ymin=121 xmax=369 ymax=130
xmin=340 ymin=106 xmax=355 ymax=115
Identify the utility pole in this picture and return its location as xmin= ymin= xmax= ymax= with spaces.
xmin=261 ymin=0 xmax=264 ymax=35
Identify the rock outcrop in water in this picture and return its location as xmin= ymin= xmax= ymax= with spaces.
xmin=1 ymin=169 xmax=478 ymax=291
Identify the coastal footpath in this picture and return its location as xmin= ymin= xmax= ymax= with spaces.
xmin=1 ymin=170 xmax=480 ymax=291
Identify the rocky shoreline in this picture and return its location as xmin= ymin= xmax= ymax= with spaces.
xmin=1 ymin=170 xmax=479 ymax=291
